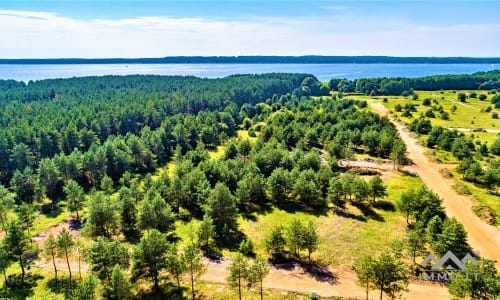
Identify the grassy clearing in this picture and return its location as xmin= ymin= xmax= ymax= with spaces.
xmin=173 ymin=172 xmax=419 ymax=266
xmin=239 ymin=172 xmax=419 ymax=266
xmin=350 ymin=90 xmax=499 ymax=135
xmin=31 ymin=208 xmax=71 ymax=237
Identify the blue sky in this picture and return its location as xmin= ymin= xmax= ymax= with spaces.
xmin=0 ymin=1 xmax=499 ymax=58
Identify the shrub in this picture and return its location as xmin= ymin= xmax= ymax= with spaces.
xmin=457 ymin=92 xmax=467 ymax=102
xmin=239 ymin=239 xmax=255 ymax=256
xmin=422 ymin=98 xmax=432 ymax=106
xmin=479 ymin=94 xmax=487 ymax=101
xmin=492 ymin=112 xmax=499 ymax=119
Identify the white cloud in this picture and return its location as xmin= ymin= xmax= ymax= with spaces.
xmin=0 ymin=9 xmax=498 ymax=58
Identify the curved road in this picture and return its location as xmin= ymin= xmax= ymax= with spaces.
xmin=371 ymin=102 xmax=500 ymax=267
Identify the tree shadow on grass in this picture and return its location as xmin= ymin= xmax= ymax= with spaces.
xmin=136 ymin=283 xmax=187 ymax=300
xmin=301 ymin=262 xmax=338 ymax=285
xmin=275 ymin=201 xmax=330 ymax=218
xmin=334 ymin=208 xmax=367 ymax=222
xmin=39 ymin=203 xmax=63 ymax=217
xmin=372 ymin=200 xmax=396 ymax=211
xmin=46 ymin=276 xmax=77 ymax=298
xmin=216 ymin=228 xmax=246 ymax=251
xmin=0 ymin=273 xmax=42 ymax=300
xmin=352 ymin=202 xmax=385 ymax=222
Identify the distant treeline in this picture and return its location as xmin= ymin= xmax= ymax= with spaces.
xmin=330 ymin=70 xmax=500 ymax=95
xmin=1 ymin=56 xmax=500 ymax=64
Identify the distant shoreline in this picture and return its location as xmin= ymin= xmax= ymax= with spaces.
xmin=1 ymin=56 xmax=500 ymax=65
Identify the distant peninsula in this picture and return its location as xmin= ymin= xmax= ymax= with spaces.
xmin=1 ymin=56 xmax=500 ymax=64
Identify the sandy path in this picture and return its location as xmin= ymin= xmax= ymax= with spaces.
xmin=371 ymin=102 xmax=500 ymax=267
xmin=202 ymin=258 xmax=449 ymax=299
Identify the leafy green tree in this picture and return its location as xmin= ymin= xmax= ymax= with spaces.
xmin=266 ymin=168 xmax=292 ymax=205
xmin=340 ymin=171 xmax=356 ymax=201
xmin=247 ymin=256 xmax=270 ymax=300
xmin=70 ymin=275 xmax=99 ymax=300
xmin=84 ymin=192 xmax=120 ymax=238
xmin=64 ymin=180 xmax=85 ymax=222
xmin=45 ymin=233 xmax=58 ymax=282
xmin=9 ymin=143 xmax=34 ymax=171
xmin=264 ymin=226 xmax=286 ymax=258
xmin=302 ymin=220 xmax=319 ymax=261
xmin=227 ymin=253 xmax=249 ymax=300
xmin=3 ymin=219 xmax=29 ymax=284
xmin=0 ymin=184 xmax=15 ymax=233
xmin=136 ymin=193 xmax=175 ymax=233
xmin=425 ymin=215 xmax=443 ymax=243
xmin=327 ymin=177 xmax=345 ymax=209
xmin=286 ymin=218 xmax=305 ymax=258
xmin=483 ymin=160 xmax=500 ymax=193
xmin=235 ymin=173 xmax=266 ymax=207
xmin=16 ymin=203 xmax=36 ymax=234
xmin=118 ymin=187 xmax=137 ymax=234
xmin=390 ymin=141 xmax=406 ymax=169
xmin=356 ymin=255 xmax=375 ymax=300
xmin=57 ymin=228 xmax=75 ymax=288
xmin=204 ymin=182 xmax=238 ymax=235
xmin=433 ymin=218 xmax=469 ymax=257
xmin=448 ymin=259 xmax=500 ymax=299
xmin=182 ymin=242 xmax=206 ymax=300
xmin=54 ymin=152 xmax=82 ymax=183
xmin=86 ymin=237 xmax=130 ymax=282
xmin=100 ymin=175 xmax=115 ymax=194
xmin=0 ymin=244 xmax=12 ymax=286
xmin=106 ymin=265 xmax=132 ymax=300
xmin=10 ymin=167 xmax=37 ymax=203
xmin=406 ymin=228 xmax=427 ymax=264
xmin=457 ymin=92 xmax=467 ymax=102
xmin=38 ymin=158 xmax=61 ymax=201
xmin=197 ymin=214 xmax=216 ymax=251
xmin=165 ymin=244 xmax=186 ymax=291
xmin=238 ymin=239 xmax=255 ymax=257
xmin=291 ymin=170 xmax=323 ymax=207
xmin=132 ymin=229 xmax=169 ymax=292
xmin=238 ymin=139 xmax=251 ymax=160
xmin=451 ymin=137 xmax=475 ymax=160
xmin=356 ymin=253 xmax=408 ymax=300
xmin=368 ymin=175 xmax=387 ymax=204
xmin=352 ymin=177 xmax=369 ymax=203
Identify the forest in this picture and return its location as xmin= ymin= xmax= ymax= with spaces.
xmin=0 ymin=73 xmax=497 ymax=299
xmin=329 ymin=70 xmax=500 ymax=95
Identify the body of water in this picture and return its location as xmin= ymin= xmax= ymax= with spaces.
xmin=0 ymin=63 xmax=497 ymax=82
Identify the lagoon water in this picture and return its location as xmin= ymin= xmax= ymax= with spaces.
xmin=0 ymin=63 xmax=498 ymax=82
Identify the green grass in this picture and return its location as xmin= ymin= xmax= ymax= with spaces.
xmin=450 ymin=170 xmax=500 ymax=225
xmin=351 ymin=90 xmax=499 ymax=135
xmin=31 ymin=208 xmax=71 ymax=237
xmin=173 ymin=172 xmax=420 ymax=266
xmin=238 ymin=173 xmax=420 ymax=266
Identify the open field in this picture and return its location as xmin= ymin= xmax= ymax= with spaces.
xmin=348 ymin=90 xmax=500 ymax=142
xmin=175 ymin=172 xmax=421 ymax=266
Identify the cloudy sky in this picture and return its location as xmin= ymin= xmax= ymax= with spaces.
xmin=0 ymin=0 xmax=499 ymax=58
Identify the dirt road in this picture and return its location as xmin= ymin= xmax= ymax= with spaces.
xmin=371 ymin=102 xmax=500 ymax=267
xmin=202 ymin=258 xmax=449 ymax=300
